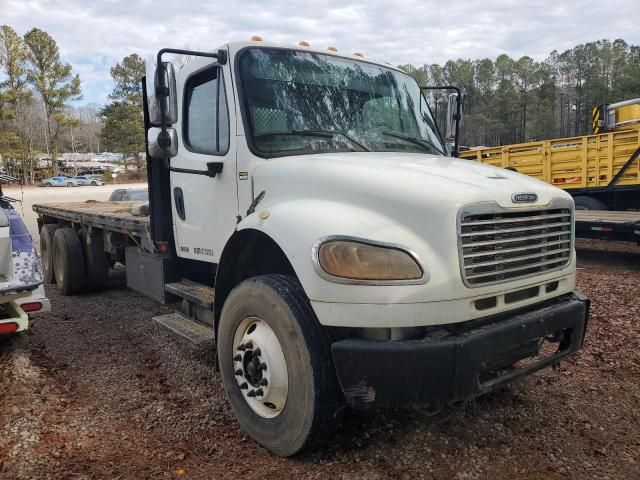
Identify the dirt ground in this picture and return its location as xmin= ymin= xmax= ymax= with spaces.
xmin=1 ymin=239 xmax=639 ymax=480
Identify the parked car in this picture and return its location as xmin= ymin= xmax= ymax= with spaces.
xmin=41 ymin=176 xmax=79 ymax=187
xmin=108 ymin=188 xmax=148 ymax=201
xmin=74 ymin=175 xmax=103 ymax=186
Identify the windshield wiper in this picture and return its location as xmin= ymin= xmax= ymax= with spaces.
xmin=382 ymin=131 xmax=443 ymax=155
xmin=256 ymin=129 xmax=371 ymax=152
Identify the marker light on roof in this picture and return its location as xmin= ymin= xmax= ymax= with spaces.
xmin=327 ymin=47 xmax=338 ymax=52
xmin=298 ymin=41 xmax=310 ymax=47
xmin=353 ymin=52 xmax=364 ymax=57
xmin=250 ymin=35 xmax=263 ymax=42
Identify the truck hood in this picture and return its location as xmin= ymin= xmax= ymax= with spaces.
xmin=253 ymin=152 xmax=570 ymax=210
xmin=248 ymin=151 xmax=575 ymax=308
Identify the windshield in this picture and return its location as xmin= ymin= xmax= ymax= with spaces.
xmin=128 ymin=189 xmax=149 ymax=201
xmin=238 ymin=48 xmax=446 ymax=157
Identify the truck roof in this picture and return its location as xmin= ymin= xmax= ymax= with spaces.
xmin=219 ymin=40 xmax=404 ymax=73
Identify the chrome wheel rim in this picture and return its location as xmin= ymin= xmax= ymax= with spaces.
xmin=232 ymin=316 xmax=288 ymax=418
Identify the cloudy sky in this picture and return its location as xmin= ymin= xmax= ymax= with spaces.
xmin=4 ymin=0 xmax=638 ymax=105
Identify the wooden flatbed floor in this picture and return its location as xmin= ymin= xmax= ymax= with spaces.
xmin=33 ymin=201 xmax=149 ymax=237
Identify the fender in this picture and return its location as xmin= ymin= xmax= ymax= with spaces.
xmin=233 ymin=198 xmax=449 ymax=306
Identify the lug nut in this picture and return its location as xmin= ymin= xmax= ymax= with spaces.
xmin=254 ymin=348 xmax=261 ymax=356
xmin=244 ymin=341 xmax=253 ymax=350
xmin=235 ymin=369 xmax=243 ymax=376
xmin=259 ymin=362 xmax=267 ymax=371
xmin=239 ymin=382 xmax=248 ymax=390
xmin=255 ymin=388 xmax=264 ymax=397
xmin=247 ymin=390 xmax=256 ymax=397
xmin=237 ymin=344 xmax=246 ymax=351
xmin=233 ymin=354 xmax=242 ymax=361
xmin=259 ymin=378 xmax=268 ymax=386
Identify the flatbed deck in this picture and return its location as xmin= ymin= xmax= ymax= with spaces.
xmin=33 ymin=201 xmax=149 ymax=237
xmin=575 ymin=210 xmax=640 ymax=243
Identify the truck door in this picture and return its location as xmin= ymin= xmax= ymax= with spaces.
xmin=170 ymin=62 xmax=237 ymax=263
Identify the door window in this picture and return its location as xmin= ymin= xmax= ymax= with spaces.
xmin=184 ymin=67 xmax=230 ymax=155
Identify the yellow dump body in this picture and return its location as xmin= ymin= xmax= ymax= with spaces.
xmin=459 ymin=124 xmax=640 ymax=191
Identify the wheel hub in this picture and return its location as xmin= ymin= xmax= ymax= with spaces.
xmin=233 ymin=317 xmax=288 ymax=418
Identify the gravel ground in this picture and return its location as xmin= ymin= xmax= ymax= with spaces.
xmin=1 ymin=240 xmax=639 ymax=479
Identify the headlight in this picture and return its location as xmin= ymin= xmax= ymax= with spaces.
xmin=314 ymin=238 xmax=424 ymax=283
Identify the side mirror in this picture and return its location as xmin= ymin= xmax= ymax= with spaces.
xmin=147 ymin=127 xmax=178 ymax=159
xmin=444 ymin=92 xmax=459 ymax=143
xmin=145 ymin=61 xmax=178 ymax=126
xmin=444 ymin=92 xmax=463 ymax=156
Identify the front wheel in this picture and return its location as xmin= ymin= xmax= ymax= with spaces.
xmin=67 ymin=182 xmax=73 ymax=187
xmin=217 ymin=274 xmax=343 ymax=457
xmin=573 ymin=196 xmax=608 ymax=211
xmin=91 ymin=181 xmax=97 ymax=186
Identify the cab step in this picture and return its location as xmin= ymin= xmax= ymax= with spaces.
xmin=165 ymin=279 xmax=215 ymax=309
xmin=153 ymin=312 xmax=214 ymax=345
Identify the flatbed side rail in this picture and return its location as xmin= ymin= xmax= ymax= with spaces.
xmin=575 ymin=210 xmax=640 ymax=243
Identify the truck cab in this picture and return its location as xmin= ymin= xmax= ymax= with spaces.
xmin=36 ymin=39 xmax=589 ymax=457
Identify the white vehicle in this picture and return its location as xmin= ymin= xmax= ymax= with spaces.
xmin=73 ymin=175 xmax=103 ymax=186
xmin=33 ymin=40 xmax=589 ymax=457
xmin=0 ymin=177 xmax=50 ymax=336
xmin=41 ymin=176 xmax=79 ymax=187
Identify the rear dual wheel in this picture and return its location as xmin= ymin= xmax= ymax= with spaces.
xmin=217 ymin=274 xmax=344 ymax=457
xmin=52 ymin=228 xmax=86 ymax=295
xmin=78 ymin=228 xmax=109 ymax=291
xmin=41 ymin=225 xmax=109 ymax=294
xmin=40 ymin=224 xmax=61 ymax=283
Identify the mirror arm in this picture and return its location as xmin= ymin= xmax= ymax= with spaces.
xmin=421 ymin=85 xmax=462 ymax=157
xmin=155 ymin=48 xmax=227 ymax=168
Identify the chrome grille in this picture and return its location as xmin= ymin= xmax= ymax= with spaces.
xmin=459 ymin=205 xmax=573 ymax=287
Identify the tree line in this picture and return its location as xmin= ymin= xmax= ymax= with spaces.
xmin=401 ymin=39 xmax=640 ymax=148
xmin=2 ymin=27 xmax=639 ymax=184
xmin=0 ymin=25 xmax=144 ymax=182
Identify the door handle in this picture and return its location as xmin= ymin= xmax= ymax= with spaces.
xmin=173 ymin=187 xmax=186 ymax=220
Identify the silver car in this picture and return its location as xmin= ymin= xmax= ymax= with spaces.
xmin=74 ymin=175 xmax=103 ymax=186
xmin=41 ymin=176 xmax=79 ymax=187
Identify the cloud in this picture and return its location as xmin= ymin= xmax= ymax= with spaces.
xmin=4 ymin=0 xmax=638 ymax=104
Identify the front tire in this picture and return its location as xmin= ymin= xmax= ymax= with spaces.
xmin=574 ymin=196 xmax=608 ymax=210
xmin=217 ymin=274 xmax=343 ymax=457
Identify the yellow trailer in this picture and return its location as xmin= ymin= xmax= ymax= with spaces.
xmin=459 ymin=99 xmax=640 ymax=211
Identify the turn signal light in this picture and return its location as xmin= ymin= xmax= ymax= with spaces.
xmin=0 ymin=323 xmax=18 ymax=334
xmin=20 ymin=302 xmax=43 ymax=313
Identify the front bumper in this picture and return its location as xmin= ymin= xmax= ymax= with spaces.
xmin=331 ymin=291 xmax=589 ymax=408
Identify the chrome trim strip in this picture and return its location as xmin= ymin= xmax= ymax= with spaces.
xmin=462 ymin=212 xmax=570 ymax=226
xmin=464 ymin=248 xmax=571 ymax=269
xmin=462 ymin=230 xmax=571 ymax=248
xmin=456 ymin=198 xmax=575 ymax=288
xmin=311 ymin=235 xmax=429 ymax=286
xmin=460 ymin=221 xmax=571 ymax=237
xmin=463 ymin=238 xmax=571 ymax=258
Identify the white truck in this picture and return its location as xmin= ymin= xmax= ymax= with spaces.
xmin=33 ymin=39 xmax=589 ymax=456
